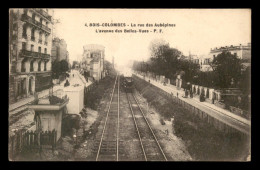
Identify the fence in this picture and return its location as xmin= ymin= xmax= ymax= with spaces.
xmin=133 ymin=74 xmax=246 ymax=135
xmin=9 ymin=129 xmax=57 ymax=160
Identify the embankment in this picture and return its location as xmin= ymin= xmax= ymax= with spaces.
xmin=133 ymin=75 xmax=250 ymax=161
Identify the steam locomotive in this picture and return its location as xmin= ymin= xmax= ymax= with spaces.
xmin=121 ymin=72 xmax=134 ymax=93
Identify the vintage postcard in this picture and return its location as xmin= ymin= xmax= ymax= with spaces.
xmin=9 ymin=8 xmax=251 ymax=161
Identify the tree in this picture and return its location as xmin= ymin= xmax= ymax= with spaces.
xmin=239 ymin=66 xmax=251 ymax=95
xmin=211 ymin=51 xmax=242 ymax=88
xmin=178 ymin=59 xmax=200 ymax=83
xmin=60 ymin=60 xmax=69 ymax=73
xmin=149 ymin=41 xmax=181 ymax=78
xmin=52 ymin=60 xmax=61 ymax=79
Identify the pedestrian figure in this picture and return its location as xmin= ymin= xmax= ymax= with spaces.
xmin=177 ymin=92 xmax=179 ymax=98
xmin=73 ymin=74 xmax=74 ymax=77
xmin=190 ymin=91 xmax=193 ymax=98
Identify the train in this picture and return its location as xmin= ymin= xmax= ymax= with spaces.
xmin=120 ymin=71 xmax=134 ymax=93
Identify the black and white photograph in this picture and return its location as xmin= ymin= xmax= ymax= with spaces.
xmin=8 ymin=8 xmax=251 ymax=161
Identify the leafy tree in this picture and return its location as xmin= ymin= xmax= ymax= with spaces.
xmin=178 ymin=59 xmax=200 ymax=83
xmin=52 ymin=60 xmax=61 ymax=79
xmin=149 ymin=42 xmax=181 ymax=78
xmin=239 ymin=66 xmax=251 ymax=95
xmin=211 ymin=51 xmax=242 ymax=88
xmin=60 ymin=60 xmax=69 ymax=73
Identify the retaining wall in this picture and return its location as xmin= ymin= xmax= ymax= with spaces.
xmin=133 ymin=75 xmax=248 ymax=136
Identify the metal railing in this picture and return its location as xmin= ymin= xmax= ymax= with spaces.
xmin=20 ymin=50 xmax=50 ymax=59
xmin=21 ymin=14 xmax=51 ymax=33
xmin=33 ymin=9 xmax=52 ymax=21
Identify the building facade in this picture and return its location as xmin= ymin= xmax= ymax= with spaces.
xmin=9 ymin=8 xmax=53 ymax=104
xmin=81 ymin=44 xmax=105 ymax=81
xmin=51 ymin=38 xmax=69 ymax=63
xmin=189 ymin=43 xmax=251 ymax=72
xmin=210 ymin=43 xmax=251 ymax=61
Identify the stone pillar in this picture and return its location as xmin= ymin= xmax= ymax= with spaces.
xmin=209 ymin=88 xmax=214 ymax=100
xmin=25 ymin=61 xmax=30 ymax=73
xmin=32 ymin=77 xmax=35 ymax=94
xmin=199 ymin=86 xmax=203 ymax=95
xmin=16 ymin=60 xmax=22 ymax=73
xmin=47 ymin=60 xmax=51 ymax=71
xmin=26 ymin=76 xmax=29 ymax=97
xmin=218 ymin=93 xmax=222 ymax=101
xmin=33 ymin=59 xmax=39 ymax=72
xmin=204 ymin=88 xmax=208 ymax=98
xmin=41 ymin=61 xmax=44 ymax=71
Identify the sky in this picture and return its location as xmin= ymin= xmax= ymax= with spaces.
xmin=52 ymin=9 xmax=251 ymax=67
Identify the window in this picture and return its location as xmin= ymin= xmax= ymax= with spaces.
xmin=40 ymin=18 xmax=43 ymax=25
xmin=32 ymin=13 xmax=36 ymax=21
xmin=22 ymin=42 xmax=26 ymax=50
xmin=22 ymin=61 xmax=26 ymax=72
xmin=45 ymin=35 xmax=48 ymax=44
xmin=44 ymin=62 xmax=47 ymax=71
xmin=234 ymin=52 xmax=237 ymax=56
xmin=30 ymin=60 xmax=34 ymax=72
xmin=31 ymin=45 xmax=34 ymax=52
xmin=44 ymin=48 xmax=47 ymax=54
xmin=39 ymin=32 xmax=42 ymax=43
xmin=38 ymin=47 xmax=41 ymax=53
xmin=31 ymin=28 xmax=35 ymax=41
xmin=22 ymin=25 xmax=27 ymax=38
xmin=38 ymin=61 xmax=41 ymax=71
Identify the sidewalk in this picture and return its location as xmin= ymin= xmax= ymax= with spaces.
xmin=135 ymin=73 xmax=250 ymax=127
xmin=70 ymin=69 xmax=92 ymax=87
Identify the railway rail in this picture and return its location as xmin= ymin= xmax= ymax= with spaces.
xmin=126 ymin=92 xmax=168 ymax=161
xmin=94 ymin=73 xmax=168 ymax=161
xmin=95 ymin=74 xmax=120 ymax=161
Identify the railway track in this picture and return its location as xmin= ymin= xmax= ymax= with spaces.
xmin=126 ymin=92 xmax=168 ymax=161
xmin=95 ymin=74 xmax=121 ymax=161
xmin=94 ymin=74 xmax=167 ymax=161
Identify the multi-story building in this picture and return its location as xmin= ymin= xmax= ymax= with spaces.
xmin=81 ymin=44 xmax=105 ymax=81
xmin=210 ymin=43 xmax=251 ymax=62
xmin=203 ymin=43 xmax=251 ymax=72
xmin=9 ymin=8 xmax=53 ymax=104
xmin=51 ymin=37 xmax=69 ymax=63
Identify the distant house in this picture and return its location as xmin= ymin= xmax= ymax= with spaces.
xmin=209 ymin=43 xmax=251 ymax=71
xmin=81 ymin=44 xmax=105 ymax=81
xmin=210 ymin=43 xmax=251 ymax=61
xmin=51 ymin=38 xmax=70 ymax=63
xmin=191 ymin=43 xmax=251 ymax=72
